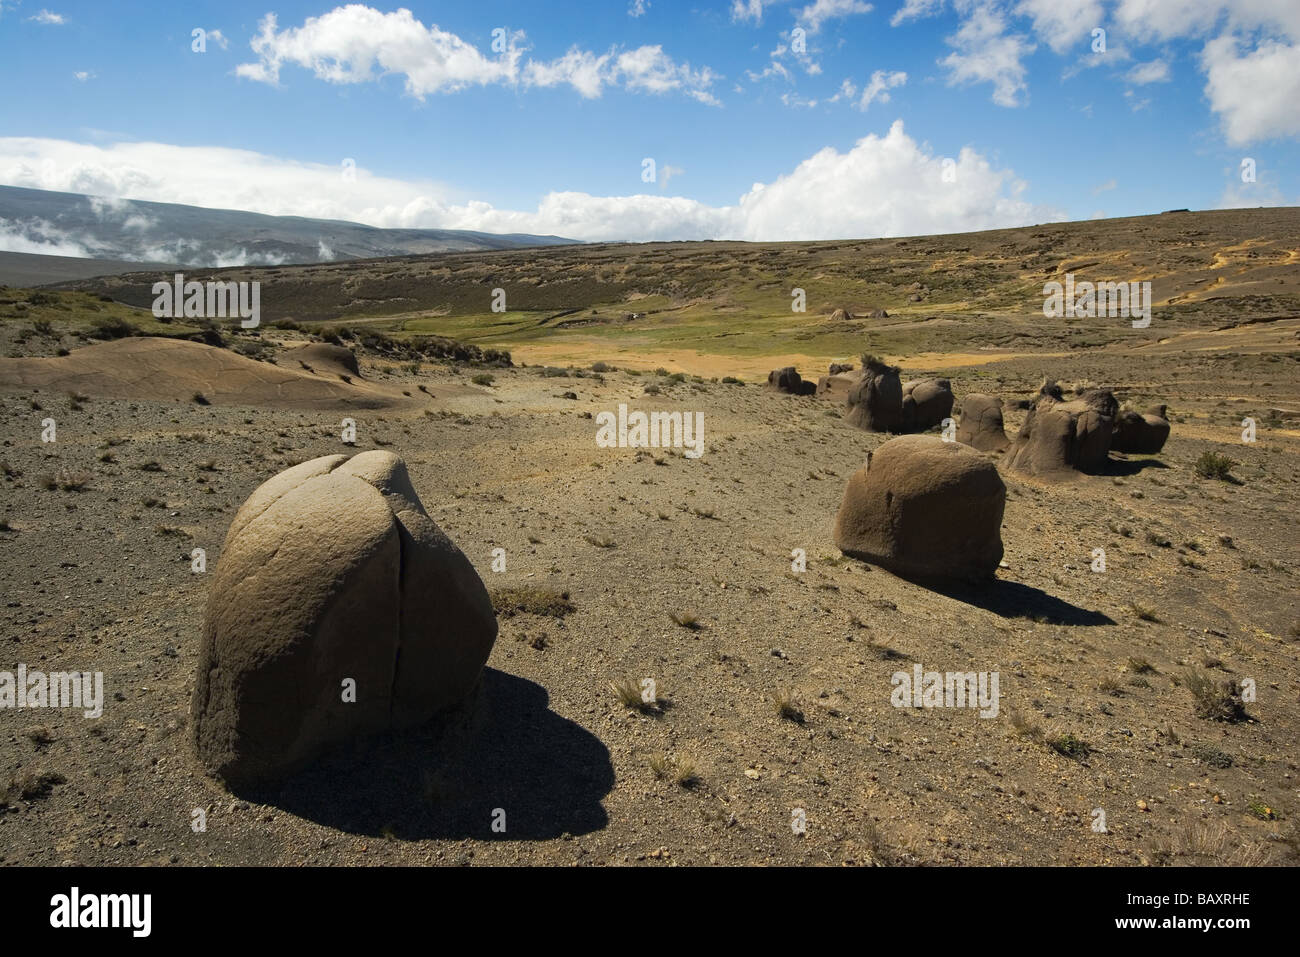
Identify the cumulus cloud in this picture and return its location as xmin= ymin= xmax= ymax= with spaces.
xmin=27 ymin=9 xmax=65 ymax=25
xmin=234 ymin=5 xmax=719 ymax=104
xmin=940 ymin=1 xmax=1036 ymax=107
xmin=1201 ymin=34 xmax=1300 ymax=144
xmin=629 ymin=0 xmax=650 ymax=17
xmin=0 ymin=126 xmax=1059 ymax=246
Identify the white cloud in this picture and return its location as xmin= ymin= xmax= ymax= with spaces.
xmin=1126 ymin=58 xmax=1170 ymax=83
xmin=73 ymin=71 xmax=94 ymax=82
xmin=857 ymin=69 xmax=907 ymax=108
xmin=235 ymin=7 xmax=718 ymax=104
xmin=940 ymin=1 xmax=1036 ymax=106
xmin=1113 ymin=0 xmax=1300 ymax=43
xmin=207 ymin=28 xmax=230 ymax=51
xmin=731 ymin=0 xmax=771 ymax=23
xmin=1092 ymin=178 xmax=1116 ymax=193
xmin=890 ymin=0 xmax=944 ymax=26
xmin=659 ymin=164 xmax=684 ymax=189
xmin=1201 ymin=34 xmax=1300 ymax=144
xmin=0 ymin=126 xmax=1059 ymax=245
xmin=1122 ymin=89 xmax=1151 ymax=111
xmin=1014 ymin=0 xmax=1102 ymax=54
xmin=629 ymin=0 xmax=650 ymax=17
xmin=235 ymin=8 xmax=520 ymax=93
xmin=798 ymin=0 xmax=874 ymax=34
xmin=27 ymin=9 xmax=65 ymax=25
xmin=523 ymin=48 xmax=615 ymax=98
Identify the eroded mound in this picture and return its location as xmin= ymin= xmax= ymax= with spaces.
xmin=0 ymin=337 xmax=409 ymax=410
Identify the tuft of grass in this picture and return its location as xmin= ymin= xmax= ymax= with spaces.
xmin=583 ymin=534 xmax=617 ymax=548
xmin=610 ymin=678 xmax=659 ymax=713
xmin=138 ymin=460 xmax=164 ymax=472
xmin=673 ymin=755 xmax=700 ymax=789
xmin=489 ymin=585 xmax=574 ymax=619
xmin=1008 ymin=707 xmax=1043 ymax=742
xmin=41 ymin=469 xmax=92 ymax=492
xmin=1182 ymin=668 xmax=1248 ymax=722
xmin=1130 ymin=603 xmax=1160 ymax=622
xmin=471 ymin=373 xmax=494 ymax=386
xmin=1247 ymin=799 xmax=1277 ymax=821
xmin=669 ymin=611 xmax=701 ymax=630
xmin=192 ymin=392 xmax=210 ymax=405
xmin=1127 ymin=656 xmax=1156 ymax=674
xmin=772 ymin=688 xmax=805 ymax=724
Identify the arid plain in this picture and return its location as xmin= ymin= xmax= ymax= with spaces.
xmin=1 ymin=207 xmax=1297 ymax=865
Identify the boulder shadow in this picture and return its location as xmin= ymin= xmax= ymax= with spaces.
xmin=1097 ymin=455 xmax=1171 ymax=476
xmin=935 ymin=578 xmax=1115 ymax=626
xmin=243 ymin=669 xmax=613 ymax=841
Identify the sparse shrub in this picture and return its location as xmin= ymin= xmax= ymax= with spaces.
xmin=1195 ymin=451 xmax=1237 ymax=481
xmin=1190 ymin=743 xmax=1233 ymax=769
xmin=669 ymin=611 xmax=701 ymax=630
xmin=192 ymin=392 xmax=210 ymax=405
xmin=471 ymin=373 xmax=494 ymax=386
xmin=88 ymin=315 xmax=134 ymax=340
xmin=1047 ymin=733 xmax=1091 ymax=760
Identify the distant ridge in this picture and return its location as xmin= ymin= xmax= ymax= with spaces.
xmin=0 ymin=185 xmax=578 ymax=280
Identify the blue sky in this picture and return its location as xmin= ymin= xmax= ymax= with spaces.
xmin=0 ymin=0 xmax=1297 ymax=247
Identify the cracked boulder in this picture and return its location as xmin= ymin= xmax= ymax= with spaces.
xmin=192 ymin=451 xmax=497 ymax=788
xmin=956 ymin=393 xmax=1010 ymax=452
xmin=901 ymin=377 xmax=954 ymax=432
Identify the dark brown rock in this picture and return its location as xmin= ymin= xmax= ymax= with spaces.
xmin=833 ymin=435 xmax=1006 ymax=582
xmin=956 ymin=393 xmax=1010 ymax=452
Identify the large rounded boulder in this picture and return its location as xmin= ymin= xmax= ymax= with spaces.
xmin=901 ymin=378 xmax=954 ymax=432
xmin=1006 ymin=382 xmax=1117 ymax=478
xmin=956 ymin=393 xmax=1010 ymax=452
xmin=192 ymin=451 xmax=497 ymax=788
xmin=845 ymin=358 xmax=903 ymax=432
xmin=833 ymin=435 xmax=1006 ymax=582
xmin=1112 ymin=404 xmax=1170 ymax=454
